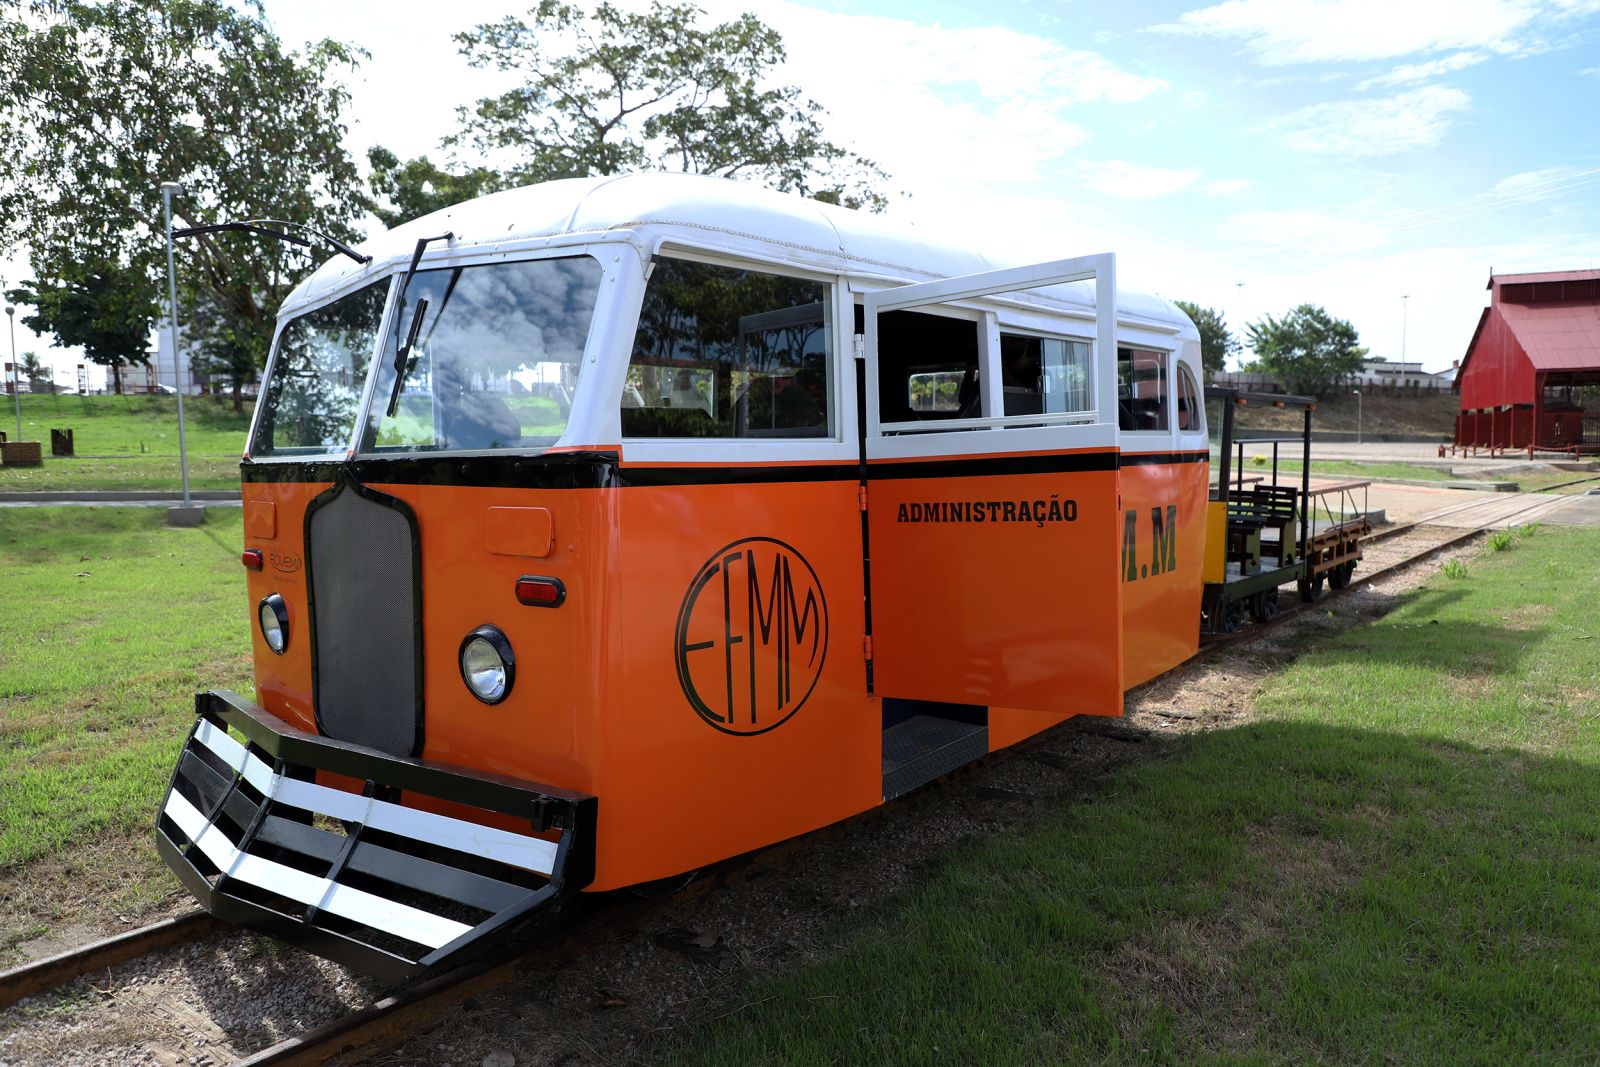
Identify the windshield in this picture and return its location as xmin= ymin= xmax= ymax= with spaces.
xmin=253 ymin=278 xmax=390 ymax=456
xmin=362 ymin=255 xmax=602 ymax=452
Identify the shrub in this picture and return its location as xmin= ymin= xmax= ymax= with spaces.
xmin=1517 ymin=523 xmax=1540 ymax=539
xmin=1442 ymin=558 xmax=1469 ymax=579
xmin=1487 ymin=530 xmax=1515 ymax=552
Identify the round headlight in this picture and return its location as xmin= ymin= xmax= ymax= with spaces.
xmin=258 ymin=594 xmax=289 ymax=654
xmin=459 ymin=625 xmax=514 ymax=705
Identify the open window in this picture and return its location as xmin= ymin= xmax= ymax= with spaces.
xmin=865 ymin=256 xmax=1115 ymax=439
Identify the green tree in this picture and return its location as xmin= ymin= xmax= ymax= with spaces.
xmin=365 ymin=0 xmax=891 ymax=227
xmin=1247 ymin=304 xmax=1368 ymax=398
xmin=183 ymin=292 xmax=266 ymax=413
xmin=1172 ymin=300 xmax=1238 ymax=378
xmin=363 ymin=148 xmax=508 ymax=230
xmin=0 ymin=0 xmax=364 ymax=392
xmin=18 ymin=352 xmax=49 ymax=392
xmin=7 ymin=263 xmax=156 ymax=395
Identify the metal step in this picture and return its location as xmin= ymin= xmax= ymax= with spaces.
xmin=882 ymin=714 xmax=988 ymax=801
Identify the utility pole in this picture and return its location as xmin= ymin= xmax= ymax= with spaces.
xmin=1352 ymin=389 xmax=1362 ymax=445
xmin=6 ymin=304 xmax=19 ymax=442
xmin=161 ymin=180 xmax=202 ymax=525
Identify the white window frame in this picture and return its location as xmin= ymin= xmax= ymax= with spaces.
xmin=863 ymin=254 xmax=1116 ymax=439
xmin=614 ymin=247 xmax=855 ymax=466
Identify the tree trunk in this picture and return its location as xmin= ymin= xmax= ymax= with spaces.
xmin=112 ymin=362 xmax=123 ymax=395
xmin=232 ymin=378 xmax=243 ymax=414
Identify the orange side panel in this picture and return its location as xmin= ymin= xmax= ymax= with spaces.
xmin=242 ymin=480 xmax=327 ymax=737
xmin=601 ymin=475 xmax=880 ymax=890
xmin=867 ymin=460 xmax=1123 ymax=717
xmin=367 ymin=483 xmax=607 ymax=797
xmin=1119 ymin=457 xmax=1208 ymax=689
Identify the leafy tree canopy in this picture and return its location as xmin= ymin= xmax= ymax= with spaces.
xmin=7 ymin=262 xmax=156 ymax=394
xmin=1172 ymin=300 xmax=1238 ymax=378
xmin=363 ymin=148 xmax=508 ymax=231
xmin=1247 ymin=304 xmax=1368 ymax=398
xmin=365 ymin=0 xmax=892 ymax=227
xmin=0 ymin=0 xmax=364 ymax=387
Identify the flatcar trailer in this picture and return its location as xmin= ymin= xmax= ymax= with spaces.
xmin=1202 ymin=387 xmax=1316 ymax=633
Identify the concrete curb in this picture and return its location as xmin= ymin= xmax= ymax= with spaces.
xmin=0 ymin=490 xmax=241 ymax=502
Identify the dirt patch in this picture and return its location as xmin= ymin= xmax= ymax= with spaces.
xmin=0 ymin=829 xmax=189 ymax=970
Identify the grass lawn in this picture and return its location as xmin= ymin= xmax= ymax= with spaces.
xmin=0 ymin=507 xmax=250 ymax=945
xmin=0 ymin=394 xmax=250 ymax=492
xmin=4 ymin=392 xmax=252 ymax=456
xmin=0 ymin=455 xmax=243 ymax=492
xmin=656 ymin=527 xmax=1600 ymax=1065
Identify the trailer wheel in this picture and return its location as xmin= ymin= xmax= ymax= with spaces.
xmin=1298 ymin=573 xmax=1324 ymax=602
xmin=1221 ymin=597 xmax=1244 ymax=633
xmin=1249 ymin=587 xmax=1279 ymax=623
xmin=1329 ymin=562 xmax=1355 ymax=589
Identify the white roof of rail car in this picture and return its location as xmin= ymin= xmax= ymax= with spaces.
xmin=283 ymin=172 xmax=1192 ymax=334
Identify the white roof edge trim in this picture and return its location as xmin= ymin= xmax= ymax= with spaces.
xmin=280 ymin=173 xmax=1190 ymax=334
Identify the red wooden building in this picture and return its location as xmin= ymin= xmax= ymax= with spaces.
xmin=1454 ymin=268 xmax=1600 ymax=454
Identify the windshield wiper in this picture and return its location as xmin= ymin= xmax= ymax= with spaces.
xmin=385 ymin=297 xmax=429 ymax=418
xmin=383 ymin=232 xmax=453 ymax=420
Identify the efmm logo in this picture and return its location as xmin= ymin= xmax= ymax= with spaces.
xmin=674 ymin=537 xmax=828 ymax=735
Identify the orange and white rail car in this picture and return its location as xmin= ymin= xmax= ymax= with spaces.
xmin=156 ymin=173 xmax=1206 ymax=980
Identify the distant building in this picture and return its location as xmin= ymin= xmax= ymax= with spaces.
xmin=1350 ymin=359 xmax=1449 ymax=390
xmin=1454 ymin=268 xmax=1600 ymax=453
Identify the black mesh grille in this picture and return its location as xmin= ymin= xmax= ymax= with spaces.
xmin=308 ymin=484 xmax=420 ymax=756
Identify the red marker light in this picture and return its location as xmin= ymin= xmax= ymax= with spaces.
xmin=241 ymin=549 xmax=264 ymax=571
xmin=515 ymin=576 xmax=566 ymax=608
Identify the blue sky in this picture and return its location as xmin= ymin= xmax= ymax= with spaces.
xmin=9 ymin=0 xmax=1600 ymax=384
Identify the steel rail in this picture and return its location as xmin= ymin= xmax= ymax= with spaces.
xmin=0 ymin=911 xmax=224 ymax=1011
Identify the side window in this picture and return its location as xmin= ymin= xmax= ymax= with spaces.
xmin=1117 ymin=347 xmax=1169 ymax=432
xmin=1176 ymin=362 xmax=1203 ymax=433
xmin=1000 ymin=333 xmax=1092 ymax=416
xmin=876 ymin=308 xmax=980 ymax=424
xmin=624 ymin=258 xmax=831 ymax=438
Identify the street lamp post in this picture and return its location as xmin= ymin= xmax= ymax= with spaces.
xmin=160 ymin=180 xmax=193 ymax=510
xmin=6 ymin=304 xmax=19 ymax=443
xmin=1352 ymin=389 xmax=1362 ymax=446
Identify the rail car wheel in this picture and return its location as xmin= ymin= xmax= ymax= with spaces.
xmin=1329 ymin=562 xmax=1355 ymax=590
xmin=1221 ymin=597 xmax=1245 ymax=633
xmin=1249 ymin=587 xmax=1279 ymax=623
xmin=1298 ymin=573 xmax=1325 ymax=603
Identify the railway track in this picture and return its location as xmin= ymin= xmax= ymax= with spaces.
xmin=0 ymin=491 xmax=1572 ymax=1062
xmin=1191 ymin=488 xmax=1570 ymax=662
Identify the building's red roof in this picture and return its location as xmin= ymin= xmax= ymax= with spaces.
xmin=1489 ymin=268 xmax=1600 ymax=288
xmin=1498 ymin=300 xmax=1600 ymax=372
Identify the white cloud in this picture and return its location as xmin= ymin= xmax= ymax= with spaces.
xmin=1355 ymin=51 xmax=1487 ymax=89
xmin=736 ymin=6 xmax=1167 ymax=187
xmin=1203 ymin=177 xmax=1254 ymax=195
xmin=1581 ymin=66 xmax=1600 ymax=76
xmin=1491 ymin=166 xmax=1600 ymax=208
xmin=1266 ymin=86 xmax=1470 ymax=156
xmin=1078 ymin=161 xmax=1202 ymax=198
xmin=1152 ymin=0 xmax=1569 ymax=64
